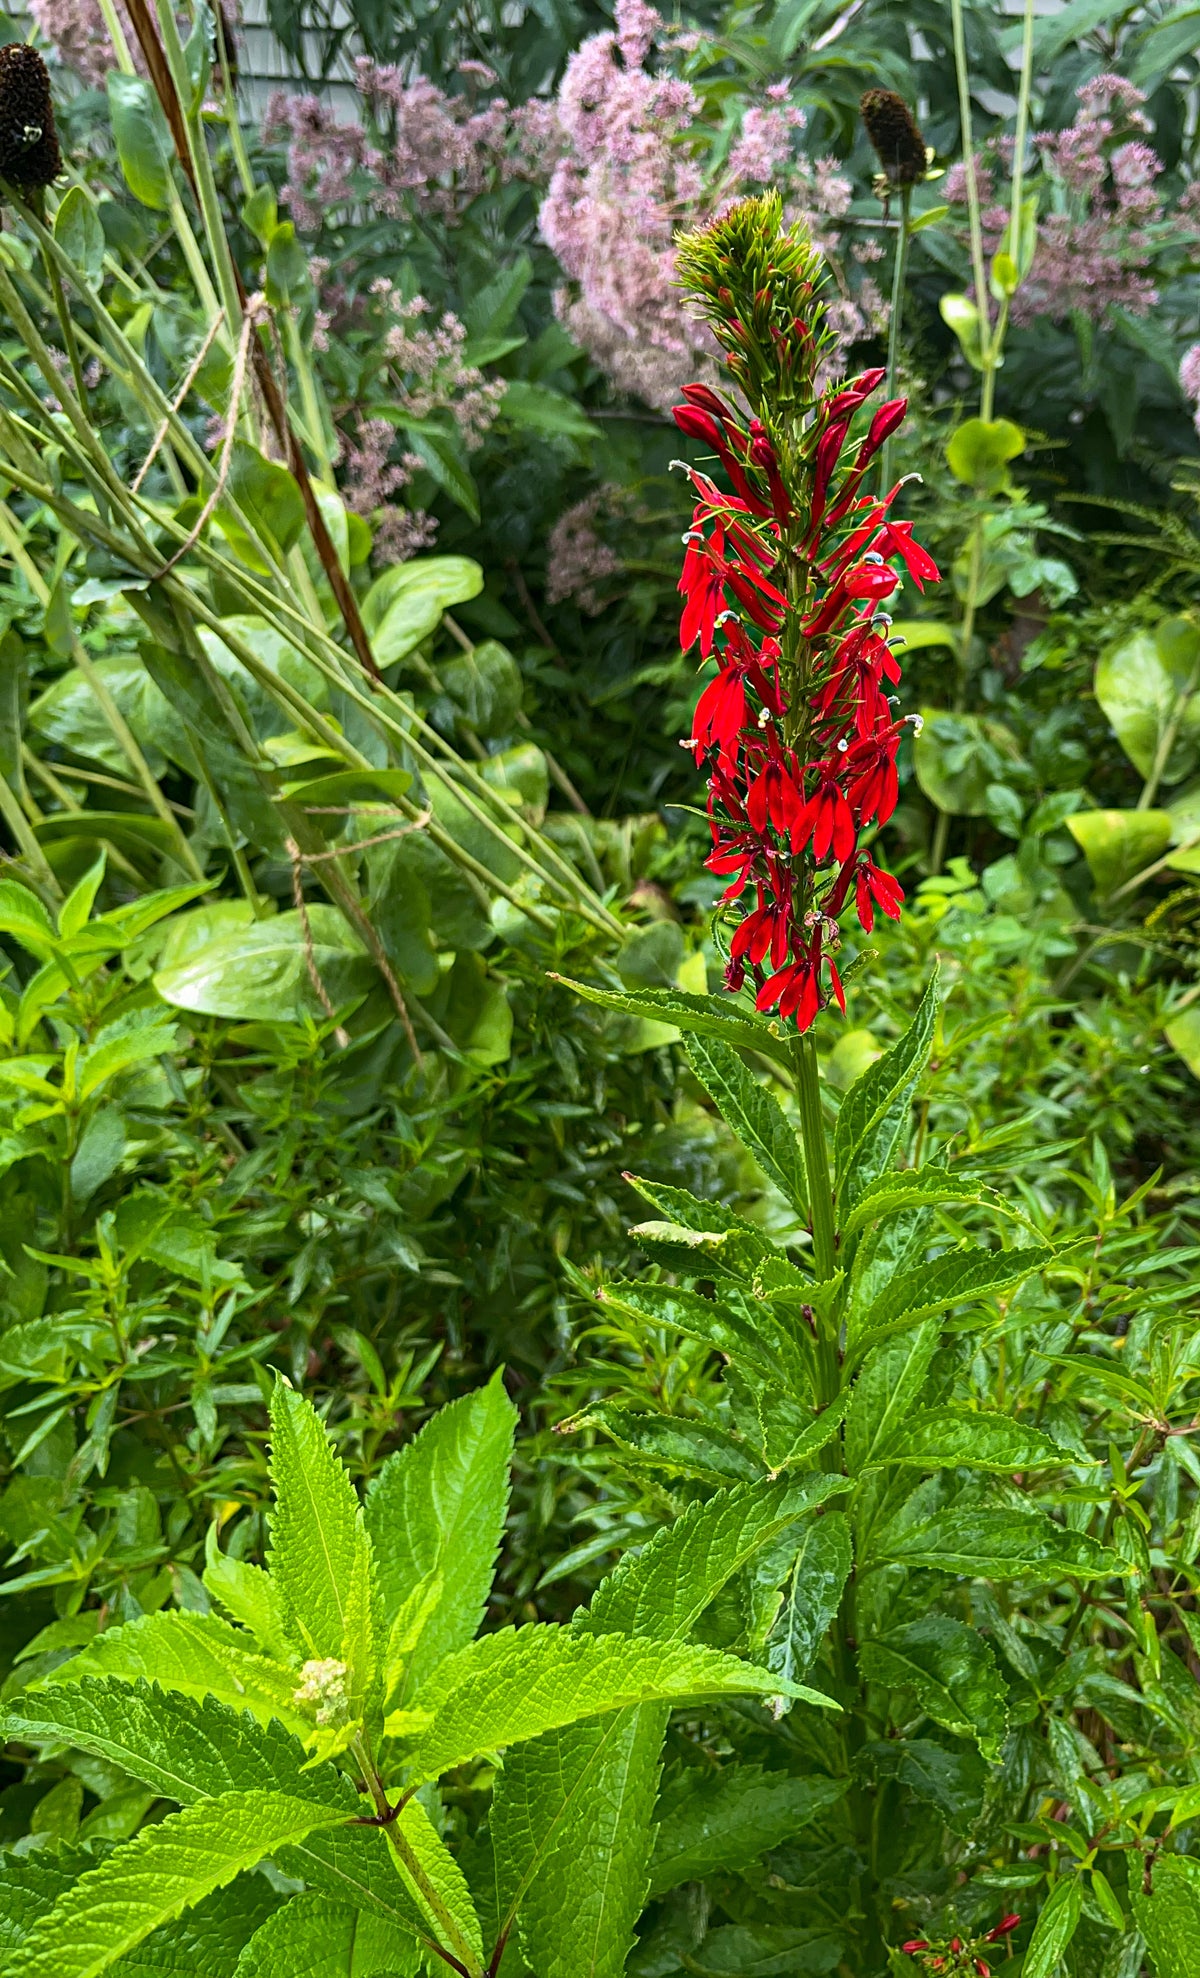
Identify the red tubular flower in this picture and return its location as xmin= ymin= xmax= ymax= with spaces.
xmin=822 ymin=366 xmax=887 ymax=423
xmin=793 ymin=767 xmax=857 ymax=863
xmin=983 ymin=1916 xmax=1020 ymax=1942
xmin=854 ymin=856 xmax=904 ymax=931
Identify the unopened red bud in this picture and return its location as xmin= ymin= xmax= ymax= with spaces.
xmin=975 ymin=1962 xmax=991 ymax=1977
xmin=901 ymin=1943 xmax=929 ymax=1955
xmin=984 ymin=1915 xmax=1021 ymax=1941
xmin=949 ymin=1941 xmax=962 ymax=1955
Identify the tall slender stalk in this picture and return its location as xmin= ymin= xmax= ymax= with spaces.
xmin=793 ymin=1036 xmax=840 ymax=1403
xmin=879 ymin=185 xmax=912 ymax=497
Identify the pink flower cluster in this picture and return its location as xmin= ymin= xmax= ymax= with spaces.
xmin=545 ymin=491 xmax=623 ymax=613
xmin=336 ymin=289 xmax=505 ymax=565
xmin=1181 ymin=345 xmax=1200 ymax=438
xmin=30 ymin=0 xmax=136 ymax=87
xmin=947 ymin=75 xmax=1194 ymax=326
xmin=539 ymin=0 xmax=871 ymax=410
xmin=264 ymin=62 xmax=557 ymax=231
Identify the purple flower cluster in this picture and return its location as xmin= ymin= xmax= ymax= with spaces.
xmin=30 ymin=0 xmax=135 ymax=87
xmin=947 ymin=75 xmax=1196 ymax=327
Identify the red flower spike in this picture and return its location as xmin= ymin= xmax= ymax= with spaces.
xmin=669 ymin=245 xmax=938 ymax=1036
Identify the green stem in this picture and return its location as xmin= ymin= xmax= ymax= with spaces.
xmin=950 ymin=0 xmax=992 ymax=376
xmin=879 ymin=186 xmax=912 ymax=496
xmin=793 ymin=1034 xmax=839 ymax=1399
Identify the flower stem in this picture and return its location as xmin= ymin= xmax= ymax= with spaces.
xmin=879 ymin=185 xmax=912 ymax=496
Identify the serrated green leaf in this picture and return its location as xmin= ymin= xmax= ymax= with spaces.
xmin=581 ymin=1473 xmax=849 ymax=1645
xmin=268 ymin=1382 xmax=362 ymax=1662
xmin=365 ymin=1373 xmax=516 ymax=1704
xmin=231 ymin=1892 xmax=420 ymax=1978
xmin=276 ymin=1824 xmax=432 ymax=1950
xmin=765 ymin=1513 xmax=852 ymax=1699
xmin=580 ymin=1405 xmax=765 ymax=1484
xmin=202 ymin=1526 xmax=292 ymax=1662
xmin=6 ymin=1792 xmax=354 ymax=1978
xmin=871 ymin=1408 xmax=1069 ymax=1472
xmin=4 ymin=1679 xmax=347 ymax=1808
xmin=648 ymin=1766 xmax=848 ymax=1895
xmin=597 ymin=1279 xmax=795 ymax=1392
xmin=551 ymin=976 xmax=793 ymax=1067
xmin=868 ymin=1502 xmax=1120 ymax=1580
xmin=683 ymin=1036 xmax=806 ymax=1212
xmin=833 ymin=970 xmax=939 ymax=1211
xmin=1022 ymin=1875 xmax=1083 ymax=1978
xmin=844 ymin=1321 xmax=940 ymax=1478
xmin=404 ymin=1627 xmax=834 ymax=1783
xmin=859 ymin=1616 xmax=1008 ymax=1760
xmin=856 ymin=1738 xmax=987 ymax=1837
xmin=846 ymin=1245 xmax=1054 ymax=1367
xmin=676 ymin=1923 xmax=842 ymax=1975
xmin=0 ymin=1852 xmax=280 ymax=1977
xmin=623 ymin=1174 xmax=775 ymax=1271
xmin=493 ymin=1704 xmax=666 ymax=1978
xmin=1132 ymin=1852 xmax=1200 ymax=1978
xmin=34 ymin=1613 xmax=306 ymax=1731
xmin=839 ymin=1169 xmax=1036 ymax=1239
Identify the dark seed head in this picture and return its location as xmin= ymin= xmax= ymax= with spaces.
xmin=860 ymin=88 xmax=928 ymax=188
xmin=0 ymin=43 xmax=61 ymax=193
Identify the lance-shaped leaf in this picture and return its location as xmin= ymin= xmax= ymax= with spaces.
xmin=845 ymin=1245 xmax=1054 ymax=1367
xmin=682 ymin=1035 xmax=807 ymax=1212
xmin=268 ymin=1381 xmax=362 ymax=1662
xmin=3 ymin=1679 xmax=350 ymax=1809
xmin=492 ymin=1703 xmax=667 ymax=1978
xmin=866 ymin=1502 xmax=1120 ymax=1580
xmin=840 ymin=1168 xmax=1038 ymax=1239
xmin=5 ymin=1791 xmax=355 ymax=1978
xmin=649 ymin=1765 xmax=848 ymax=1895
xmin=833 ymin=967 xmax=938 ymax=1211
xmin=0 ymin=1852 xmax=280 ymax=1976
xmin=868 ymin=1408 xmax=1070 ymax=1472
xmin=764 ymin=1512 xmax=853 ymax=1700
xmin=1021 ymin=1875 xmax=1083 ymax=1978
xmin=203 ymin=1526 xmax=292 ymax=1664
xmin=580 ymin=1472 xmax=850 ymax=1644
xmin=623 ymin=1175 xmax=776 ymax=1278
xmin=31 ymin=1612 xmax=306 ymax=1732
xmin=403 ymin=1628 xmax=833 ymax=1784
xmin=858 ymin=1616 xmax=1008 ymax=1760
xmin=575 ymin=1405 xmax=765 ymax=1485
xmin=597 ymin=1279 xmax=796 ymax=1392
xmin=365 ymin=1371 xmax=516 ymax=1701
xmin=231 ymin=1893 xmax=421 ymax=1978
xmin=844 ymin=1321 xmax=940 ymax=1479
xmin=550 ymin=975 xmax=794 ymax=1067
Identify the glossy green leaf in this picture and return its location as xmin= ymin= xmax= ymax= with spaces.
xmin=53 ymin=189 xmax=105 ymax=288
xmin=231 ymin=1893 xmax=420 ymax=1978
xmin=1022 ymin=1875 xmax=1083 ymax=1978
xmin=859 ymin=1615 xmax=1008 ymax=1759
xmin=107 ymin=74 xmax=174 ymax=212
xmin=846 ymin=1244 xmax=1054 ymax=1365
xmin=869 ymin=1501 xmax=1120 ymax=1580
xmin=1132 ymin=1852 xmax=1200 ymax=1978
xmin=35 ymin=1612 xmax=306 ymax=1731
xmin=683 ymin=1035 xmax=806 ymax=1212
xmin=873 ymin=1407 xmax=1068 ymax=1472
xmin=649 ymin=1766 xmax=848 ymax=1896
xmin=553 ymin=976 xmax=794 ymax=1066
xmin=1065 ymin=808 xmax=1171 ymax=896
xmin=154 ymin=909 xmax=374 ymax=1024
xmin=578 ymin=1406 xmax=765 ymax=1485
xmin=268 ymin=1381 xmax=363 ymax=1663
xmin=764 ymin=1512 xmax=852 ymax=1698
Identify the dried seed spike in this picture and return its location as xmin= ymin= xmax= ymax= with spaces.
xmin=860 ymin=87 xmax=928 ymax=189
xmin=0 ymin=43 xmax=61 ymax=193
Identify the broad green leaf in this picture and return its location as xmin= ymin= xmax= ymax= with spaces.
xmin=268 ymin=1382 xmax=363 ymax=1662
xmin=1132 ymin=1852 xmax=1200 ymax=1978
xmin=945 ymin=418 xmax=1024 ymax=493
xmin=649 ymin=1766 xmax=848 ymax=1895
xmin=856 ymin=1737 xmax=986 ymax=1837
xmin=683 ymin=1036 xmax=806 ymax=1212
xmin=1065 ymin=809 xmax=1171 ymax=896
xmin=0 ymin=1852 xmax=280 ymax=1975
xmin=53 ymin=188 xmax=106 ymax=287
xmin=203 ymin=1525 xmax=292 ymax=1662
xmin=404 ymin=1627 xmax=834 ymax=1783
xmin=365 ymin=1372 xmax=516 ymax=1703
xmin=4 ymin=1679 xmax=353 ymax=1809
xmin=552 ymin=976 xmax=793 ymax=1067
xmin=914 ymin=710 xmax=1021 ymax=817
xmin=1095 ymin=626 xmax=1200 ymax=782
xmin=1166 ymin=1002 xmax=1200 ymax=1082
xmin=277 ymin=1823 xmax=437 ymax=1948
xmin=154 ymin=910 xmax=374 ymax=1025
xmin=435 ymin=641 xmax=522 ymax=737
xmin=1022 ymin=1875 xmax=1083 ymax=1978
xmin=871 ymin=1407 xmax=1069 ymax=1472
xmin=846 ymin=1244 xmax=1054 ymax=1366
xmin=581 ymin=1473 xmax=850 ymax=1645
xmin=833 ymin=970 xmax=938 ymax=1211
xmin=6 ymin=1792 xmax=354 ymax=1978
xmin=868 ymin=1502 xmax=1120 ymax=1580
xmin=858 ymin=1616 xmax=1008 ymax=1760
xmin=579 ymin=1405 xmax=765 ymax=1485
xmin=844 ymin=1320 xmax=940 ymax=1477
xmin=764 ymin=1512 xmax=852 ymax=1698
xmin=219 ymin=444 xmax=306 ymax=565
xmin=493 ymin=1704 xmax=666 ymax=1978
xmin=231 ymin=1893 xmax=420 ymax=1978
xmin=363 ymin=556 xmax=484 ymax=666
xmin=107 ymin=74 xmax=174 ymax=212
xmin=35 ymin=1613 xmax=306 ymax=1731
